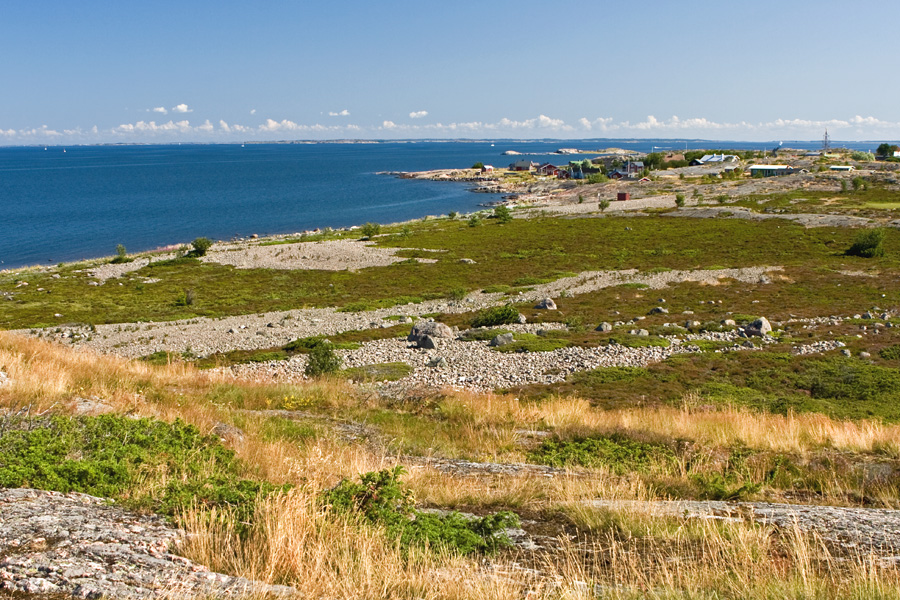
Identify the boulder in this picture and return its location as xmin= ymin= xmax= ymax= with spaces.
xmin=721 ymin=319 xmax=737 ymax=327
xmin=649 ymin=306 xmax=668 ymax=315
xmin=686 ymin=320 xmax=701 ymax=329
xmin=458 ymin=258 xmax=477 ymax=264
xmin=534 ymin=298 xmax=557 ymax=310
xmin=637 ymin=329 xmax=650 ymax=337
xmin=596 ymin=322 xmax=613 ymax=332
xmin=417 ymin=335 xmax=437 ymax=350
xmin=489 ymin=333 xmax=515 ymax=347
xmin=426 ymin=356 xmax=448 ymax=368
xmin=517 ymin=313 xmax=527 ymax=324
xmin=407 ymin=321 xmax=453 ymax=347
xmin=744 ymin=317 xmax=772 ymax=337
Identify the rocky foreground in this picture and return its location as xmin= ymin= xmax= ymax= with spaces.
xmin=0 ymin=488 xmax=295 ymax=599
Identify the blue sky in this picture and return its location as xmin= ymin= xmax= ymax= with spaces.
xmin=2 ymin=0 xmax=899 ymax=144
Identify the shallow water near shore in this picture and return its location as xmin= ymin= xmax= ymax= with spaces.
xmin=0 ymin=139 xmax=871 ymax=269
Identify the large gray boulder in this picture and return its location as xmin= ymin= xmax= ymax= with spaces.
xmin=744 ymin=317 xmax=772 ymax=337
xmin=596 ymin=322 xmax=613 ymax=332
xmin=534 ymin=298 xmax=557 ymax=310
xmin=408 ymin=320 xmax=452 ymax=348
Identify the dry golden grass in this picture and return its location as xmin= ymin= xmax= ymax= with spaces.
xmin=178 ymin=489 xmax=531 ymax=600
xmin=437 ymin=390 xmax=900 ymax=455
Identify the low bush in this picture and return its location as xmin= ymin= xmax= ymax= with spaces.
xmin=0 ymin=415 xmax=283 ymax=528
xmin=361 ymin=222 xmax=381 ymax=237
xmin=527 ymin=434 xmax=675 ymax=474
xmin=493 ymin=205 xmax=513 ymax=224
xmin=470 ymin=305 xmax=521 ymax=328
xmin=846 ymin=228 xmax=886 ymax=258
xmin=189 ymin=237 xmax=213 ymax=257
xmin=321 ymin=466 xmax=518 ymax=555
xmin=304 ymin=342 xmax=343 ymax=377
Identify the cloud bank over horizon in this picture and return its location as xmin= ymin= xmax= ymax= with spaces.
xmin=3 ymin=113 xmax=900 ymax=145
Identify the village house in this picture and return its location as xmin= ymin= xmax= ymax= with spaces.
xmin=749 ymin=165 xmax=794 ymax=177
xmin=509 ymin=159 xmax=538 ymax=171
xmin=536 ymin=163 xmax=559 ymax=177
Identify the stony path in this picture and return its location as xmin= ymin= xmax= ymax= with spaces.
xmin=0 ymin=488 xmax=294 ymax=598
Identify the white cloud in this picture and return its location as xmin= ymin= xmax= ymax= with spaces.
xmin=382 ymin=120 xmax=397 ymax=129
xmin=409 ymin=110 xmax=428 ymax=119
xmin=171 ymin=103 xmax=192 ymax=113
xmin=151 ymin=107 xmax=168 ymax=115
xmin=328 ymin=109 xmax=350 ymax=117
xmin=196 ymin=119 xmax=214 ymax=133
xmin=250 ymin=109 xmax=256 ymax=115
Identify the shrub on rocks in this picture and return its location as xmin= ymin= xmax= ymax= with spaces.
xmin=470 ymin=306 xmax=521 ymax=328
xmin=189 ymin=237 xmax=213 ymax=257
xmin=304 ymin=342 xmax=342 ymax=377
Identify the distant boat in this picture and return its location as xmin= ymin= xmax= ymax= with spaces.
xmin=62 ymin=149 xmax=66 ymax=153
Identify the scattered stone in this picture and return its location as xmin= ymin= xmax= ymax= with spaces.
xmin=517 ymin=313 xmax=527 ymax=324
xmin=721 ymin=319 xmax=737 ymax=327
xmin=595 ymin=322 xmax=613 ymax=332
xmin=71 ymin=397 xmax=115 ymax=416
xmin=744 ymin=317 xmax=772 ymax=337
xmin=489 ymin=333 xmax=515 ymax=347
xmin=742 ymin=340 xmax=755 ymax=349
xmin=458 ymin=258 xmax=476 ymax=264
xmin=426 ymin=356 xmax=448 ymax=368
xmin=417 ymin=334 xmax=437 ymax=350
xmin=841 ymin=349 xmax=852 ymax=357
xmin=211 ymin=422 xmax=245 ymax=444
xmin=649 ymin=306 xmax=668 ymax=315
xmin=407 ymin=321 xmax=453 ymax=348
xmin=860 ymin=351 xmax=872 ymax=359
xmin=534 ymin=298 xmax=557 ymax=310
xmin=686 ymin=320 xmax=701 ymax=328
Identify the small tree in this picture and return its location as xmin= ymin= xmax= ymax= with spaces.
xmin=190 ymin=237 xmax=213 ymax=257
xmin=675 ymin=193 xmax=685 ymax=207
xmin=846 ymin=229 xmax=886 ymax=258
xmin=851 ymin=176 xmax=867 ymax=192
xmin=361 ymin=222 xmax=381 ymax=237
xmin=493 ymin=205 xmax=513 ymax=223
xmin=472 ymin=162 xmax=484 ymax=170
xmin=305 ymin=342 xmax=342 ymax=377
xmin=110 ymin=244 xmax=130 ymax=264
xmin=598 ymin=199 xmax=610 ymax=212
xmin=468 ymin=214 xmax=482 ymax=227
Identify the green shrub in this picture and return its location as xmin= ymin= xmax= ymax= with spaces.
xmin=321 ymin=466 xmax=518 ymax=555
xmin=471 ymin=305 xmax=520 ymax=328
xmin=190 ymin=237 xmax=213 ymax=257
xmin=175 ymin=288 xmax=195 ymax=306
xmin=846 ymin=228 xmax=885 ymax=258
xmin=598 ymin=199 xmax=610 ymax=212
xmin=527 ymin=434 xmax=675 ymax=474
xmin=467 ymin=214 xmax=482 ymax=227
xmin=361 ymin=222 xmax=381 ymax=237
xmin=304 ymin=342 xmax=343 ymax=377
xmin=0 ymin=415 xmax=282 ymax=528
xmin=110 ymin=244 xmax=132 ymax=264
xmin=879 ymin=345 xmax=900 ymax=360
xmin=493 ymin=205 xmax=513 ymax=224
xmin=587 ymin=173 xmax=608 ymax=184
xmin=675 ymin=194 xmax=685 ymax=207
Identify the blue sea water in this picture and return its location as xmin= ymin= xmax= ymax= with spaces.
xmin=0 ymin=139 xmax=876 ymax=270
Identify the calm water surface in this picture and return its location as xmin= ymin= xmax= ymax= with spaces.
xmin=0 ymin=139 xmax=873 ymax=269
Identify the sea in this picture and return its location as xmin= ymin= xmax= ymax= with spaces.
xmin=0 ymin=139 xmax=878 ymax=270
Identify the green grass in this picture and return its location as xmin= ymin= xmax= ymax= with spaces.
xmin=5 ymin=215 xmax=899 ymax=329
xmin=342 ymin=362 xmax=414 ymax=382
xmin=0 ymin=414 xmax=284 ymax=528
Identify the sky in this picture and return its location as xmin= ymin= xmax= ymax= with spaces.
xmin=2 ymin=0 xmax=899 ymax=145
